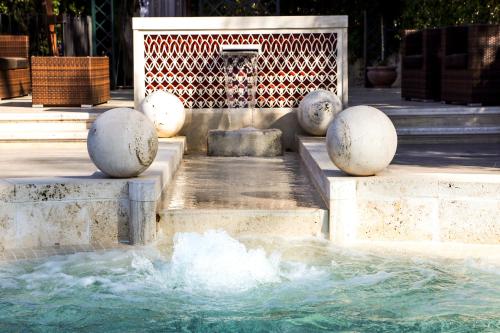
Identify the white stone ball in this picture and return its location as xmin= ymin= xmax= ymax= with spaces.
xmin=298 ymin=89 xmax=342 ymax=136
xmin=140 ymin=90 xmax=186 ymax=138
xmin=326 ymin=105 xmax=397 ymax=176
xmin=87 ymin=108 xmax=158 ymax=178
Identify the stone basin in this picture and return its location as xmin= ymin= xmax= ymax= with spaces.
xmin=207 ymin=127 xmax=283 ymax=157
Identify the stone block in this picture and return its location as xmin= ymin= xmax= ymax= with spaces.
xmin=10 ymin=179 xmax=129 ymax=202
xmin=329 ymin=198 xmax=357 ymax=242
xmin=207 ymin=128 xmax=283 ymax=157
xmin=357 ymin=177 xmax=438 ymax=199
xmin=129 ymin=200 xmax=157 ymax=245
xmin=89 ymin=199 xmax=130 ymax=245
xmin=15 ymin=201 xmax=91 ymax=248
xmin=180 ymin=108 xmax=301 ymax=153
xmin=129 ymin=179 xmax=159 ymax=202
xmin=356 ymin=198 xmax=438 ymax=241
xmin=438 ymin=180 xmax=500 ymax=200
xmin=161 ymin=208 xmax=327 ymax=241
xmin=439 ymin=199 xmax=500 ymax=244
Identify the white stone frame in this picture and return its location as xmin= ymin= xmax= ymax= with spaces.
xmin=132 ymin=16 xmax=348 ymax=110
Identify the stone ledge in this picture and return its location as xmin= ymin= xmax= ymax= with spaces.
xmin=298 ymin=136 xmax=500 ymax=245
xmin=0 ymin=137 xmax=185 ymax=252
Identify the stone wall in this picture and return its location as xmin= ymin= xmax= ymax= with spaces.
xmin=0 ymin=138 xmax=185 ymax=252
xmin=299 ymin=136 xmax=500 ymax=245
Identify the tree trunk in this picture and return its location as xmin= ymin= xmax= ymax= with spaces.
xmin=43 ymin=0 xmax=59 ymax=56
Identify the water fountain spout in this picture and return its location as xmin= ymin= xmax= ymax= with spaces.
xmin=221 ymin=44 xmax=261 ymax=129
xmin=208 ymin=44 xmax=283 ymax=157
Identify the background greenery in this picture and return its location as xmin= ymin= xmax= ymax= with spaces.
xmin=1 ymin=0 xmax=499 ymax=84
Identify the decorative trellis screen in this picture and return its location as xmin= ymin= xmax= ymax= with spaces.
xmin=133 ymin=16 xmax=348 ymax=110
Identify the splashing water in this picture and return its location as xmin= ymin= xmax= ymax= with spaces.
xmin=169 ymin=230 xmax=281 ymax=292
xmin=0 ymin=230 xmax=500 ymax=332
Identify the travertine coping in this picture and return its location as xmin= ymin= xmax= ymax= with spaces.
xmin=0 ymin=137 xmax=185 ymax=253
xmin=298 ymin=136 xmax=500 ymax=245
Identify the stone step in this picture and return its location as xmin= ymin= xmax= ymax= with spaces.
xmin=0 ymin=112 xmax=98 ymax=141
xmin=0 ymin=111 xmax=99 ymax=121
xmin=0 ymin=121 xmax=92 ymax=132
xmin=0 ymin=129 xmax=89 ymax=141
xmin=160 ymin=208 xmax=328 ymax=240
xmin=396 ymin=126 xmax=500 ymax=144
xmin=381 ymin=108 xmax=500 ymax=144
xmin=387 ymin=108 xmax=500 ymax=128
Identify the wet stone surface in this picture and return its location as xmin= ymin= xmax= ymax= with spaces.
xmin=163 ymin=153 xmax=326 ymax=210
xmin=207 ymin=128 xmax=283 ymax=157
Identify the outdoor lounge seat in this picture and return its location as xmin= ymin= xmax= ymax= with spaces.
xmin=401 ymin=28 xmax=441 ymax=101
xmin=0 ymin=35 xmax=31 ymax=99
xmin=0 ymin=57 xmax=29 ymax=70
xmin=441 ymin=24 xmax=500 ymax=105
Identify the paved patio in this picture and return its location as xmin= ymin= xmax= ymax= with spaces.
xmin=349 ymin=87 xmax=500 ymax=111
xmin=0 ymin=89 xmax=133 ymax=114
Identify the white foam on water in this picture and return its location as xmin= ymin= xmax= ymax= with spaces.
xmin=168 ymin=230 xmax=283 ymax=293
xmin=0 ymin=231 xmax=328 ymax=295
xmin=343 ymin=271 xmax=394 ymax=287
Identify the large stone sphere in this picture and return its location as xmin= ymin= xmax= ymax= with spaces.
xmin=140 ymin=90 xmax=186 ymax=138
xmin=298 ymin=89 xmax=342 ymax=136
xmin=87 ymin=108 xmax=158 ymax=178
xmin=326 ymin=105 xmax=397 ymax=176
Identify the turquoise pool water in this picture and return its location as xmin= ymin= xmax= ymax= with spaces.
xmin=1 ymin=230 xmax=499 ymax=332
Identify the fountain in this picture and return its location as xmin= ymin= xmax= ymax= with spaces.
xmin=207 ymin=44 xmax=283 ymax=157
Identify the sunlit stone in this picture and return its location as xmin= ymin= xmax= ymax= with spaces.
xmin=87 ymin=108 xmax=158 ymax=178
xmin=326 ymin=105 xmax=397 ymax=176
xmin=140 ymin=90 xmax=186 ymax=138
xmin=298 ymin=89 xmax=342 ymax=136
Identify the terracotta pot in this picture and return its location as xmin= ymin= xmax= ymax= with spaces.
xmin=366 ymin=66 xmax=397 ymax=88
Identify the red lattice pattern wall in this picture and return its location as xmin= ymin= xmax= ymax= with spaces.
xmin=144 ymin=33 xmax=338 ymax=108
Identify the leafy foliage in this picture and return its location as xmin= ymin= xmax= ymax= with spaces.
xmin=1 ymin=0 xmax=499 ymax=82
xmin=401 ymin=0 xmax=500 ymax=29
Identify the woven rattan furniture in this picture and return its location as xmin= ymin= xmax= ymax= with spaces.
xmin=0 ymin=35 xmax=31 ymax=99
xmin=401 ymin=28 xmax=442 ymax=101
xmin=441 ymin=24 xmax=500 ymax=105
xmin=31 ymin=56 xmax=110 ymax=107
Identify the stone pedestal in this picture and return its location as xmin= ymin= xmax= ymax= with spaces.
xmin=207 ymin=127 xmax=283 ymax=157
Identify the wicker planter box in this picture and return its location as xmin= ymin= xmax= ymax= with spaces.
xmin=31 ymin=56 xmax=110 ymax=107
xmin=0 ymin=35 xmax=31 ymax=99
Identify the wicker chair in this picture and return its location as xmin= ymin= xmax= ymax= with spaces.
xmin=0 ymin=35 xmax=31 ymax=99
xmin=31 ymin=56 xmax=110 ymax=107
xmin=401 ymin=28 xmax=442 ymax=101
xmin=441 ymin=24 xmax=500 ymax=105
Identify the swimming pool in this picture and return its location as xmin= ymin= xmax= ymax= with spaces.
xmin=1 ymin=230 xmax=499 ymax=332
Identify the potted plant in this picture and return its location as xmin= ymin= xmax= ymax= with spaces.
xmin=366 ymin=16 xmax=398 ymax=88
xmin=366 ymin=58 xmax=397 ymax=88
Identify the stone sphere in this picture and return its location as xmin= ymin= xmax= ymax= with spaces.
xmin=298 ymin=89 xmax=342 ymax=136
xmin=326 ymin=105 xmax=397 ymax=176
xmin=140 ymin=90 xmax=186 ymax=138
xmin=87 ymin=108 xmax=159 ymax=178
